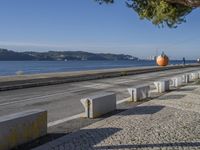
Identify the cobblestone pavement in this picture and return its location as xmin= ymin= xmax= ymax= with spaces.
xmin=34 ymin=84 xmax=200 ymax=150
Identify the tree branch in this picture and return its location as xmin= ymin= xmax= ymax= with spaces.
xmin=161 ymin=0 xmax=200 ymax=7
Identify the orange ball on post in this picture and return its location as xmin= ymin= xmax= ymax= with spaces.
xmin=156 ymin=52 xmax=169 ymax=66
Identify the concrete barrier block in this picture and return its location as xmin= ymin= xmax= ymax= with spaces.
xmin=190 ymin=72 xmax=199 ymax=81
xmin=182 ymin=74 xmax=190 ymax=83
xmin=154 ymin=79 xmax=170 ymax=93
xmin=80 ymin=92 xmax=116 ymax=118
xmin=198 ymin=71 xmax=200 ymax=79
xmin=128 ymin=85 xmax=150 ymax=102
xmin=0 ymin=110 xmax=47 ymax=150
xmin=171 ymin=76 xmax=183 ymax=87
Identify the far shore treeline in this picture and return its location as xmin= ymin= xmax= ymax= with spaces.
xmin=0 ymin=48 xmax=138 ymax=61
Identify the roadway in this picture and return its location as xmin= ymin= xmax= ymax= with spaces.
xmin=0 ymin=66 xmax=200 ymax=126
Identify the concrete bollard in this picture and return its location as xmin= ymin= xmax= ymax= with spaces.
xmin=80 ymin=92 xmax=116 ymax=118
xmin=154 ymin=79 xmax=170 ymax=93
xmin=0 ymin=109 xmax=47 ymax=150
xmin=190 ymin=72 xmax=199 ymax=81
xmin=198 ymin=71 xmax=200 ymax=79
xmin=171 ymin=76 xmax=183 ymax=87
xmin=182 ymin=74 xmax=190 ymax=83
xmin=128 ymin=85 xmax=150 ymax=102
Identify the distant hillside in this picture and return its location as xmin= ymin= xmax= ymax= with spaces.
xmin=0 ymin=48 xmax=138 ymax=61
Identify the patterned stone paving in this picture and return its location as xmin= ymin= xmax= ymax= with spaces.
xmin=34 ymin=85 xmax=200 ymax=150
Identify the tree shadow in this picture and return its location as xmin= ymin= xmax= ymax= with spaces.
xmin=12 ymin=133 xmax=67 ymax=150
xmin=94 ymin=142 xmax=200 ymax=149
xmin=14 ymin=107 xmax=163 ymax=149
xmin=34 ymin=128 xmax=122 ymax=150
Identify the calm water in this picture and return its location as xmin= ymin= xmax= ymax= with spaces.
xmin=0 ymin=60 xmax=196 ymax=76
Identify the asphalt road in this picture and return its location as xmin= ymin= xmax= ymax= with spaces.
xmin=0 ymin=67 xmax=200 ymax=125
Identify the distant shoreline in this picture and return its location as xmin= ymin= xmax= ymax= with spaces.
xmin=0 ymin=48 xmax=138 ymax=61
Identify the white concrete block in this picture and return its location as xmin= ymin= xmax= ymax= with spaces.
xmin=190 ymin=72 xmax=199 ymax=81
xmin=171 ymin=76 xmax=183 ymax=87
xmin=182 ymin=74 xmax=190 ymax=83
xmin=198 ymin=71 xmax=200 ymax=79
xmin=154 ymin=79 xmax=170 ymax=93
xmin=80 ymin=92 xmax=116 ymax=118
xmin=0 ymin=110 xmax=47 ymax=150
xmin=128 ymin=85 xmax=150 ymax=102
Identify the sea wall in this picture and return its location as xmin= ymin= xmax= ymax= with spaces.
xmin=0 ymin=64 xmax=199 ymax=91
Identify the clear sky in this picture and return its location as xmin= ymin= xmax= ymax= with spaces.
xmin=0 ymin=0 xmax=199 ymax=59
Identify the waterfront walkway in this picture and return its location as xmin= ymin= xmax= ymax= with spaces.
xmin=1 ymin=67 xmax=199 ymax=127
xmin=35 ymin=82 xmax=200 ymax=150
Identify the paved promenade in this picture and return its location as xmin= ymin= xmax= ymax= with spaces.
xmin=1 ymin=67 xmax=199 ymax=126
xmin=35 ymin=83 xmax=200 ymax=150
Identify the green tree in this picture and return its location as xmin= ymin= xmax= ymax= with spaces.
xmin=95 ymin=0 xmax=199 ymax=28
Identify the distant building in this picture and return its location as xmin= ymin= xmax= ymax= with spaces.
xmin=146 ymin=56 xmax=157 ymax=61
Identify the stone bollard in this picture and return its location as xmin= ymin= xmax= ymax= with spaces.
xmin=80 ymin=92 xmax=116 ymax=118
xmin=154 ymin=79 xmax=170 ymax=93
xmin=182 ymin=74 xmax=190 ymax=83
xmin=128 ymin=85 xmax=150 ymax=102
xmin=198 ymin=71 xmax=200 ymax=79
xmin=171 ymin=76 xmax=183 ymax=87
xmin=190 ymin=72 xmax=199 ymax=81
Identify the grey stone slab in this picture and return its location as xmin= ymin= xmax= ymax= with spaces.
xmin=0 ymin=109 xmax=47 ymax=150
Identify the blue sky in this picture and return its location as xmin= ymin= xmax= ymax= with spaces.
xmin=0 ymin=0 xmax=199 ymax=59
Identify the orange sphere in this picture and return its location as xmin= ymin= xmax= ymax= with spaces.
xmin=156 ymin=55 xmax=169 ymax=66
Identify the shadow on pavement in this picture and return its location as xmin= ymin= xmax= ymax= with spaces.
xmin=176 ymin=87 xmax=198 ymax=92
xmin=118 ymin=105 xmax=165 ymax=115
xmin=94 ymin=142 xmax=200 ymax=149
xmin=12 ymin=133 xmax=67 ymax=150
xmin=24 ymin=109 xmax=128 ymax=150
xmin=35 ymin=128 xmax=122 ymax=150
xmin=158 ymin=94 xmax=186 ymax=100
xmin=48 ymin=101 xmax=144 ymax=134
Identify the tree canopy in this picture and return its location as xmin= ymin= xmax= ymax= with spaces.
xmin=95 ymin=0 xmax=199 ymax=28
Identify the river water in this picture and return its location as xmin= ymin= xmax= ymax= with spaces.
xmin=0 ymin=60 xmax=196 ymax=76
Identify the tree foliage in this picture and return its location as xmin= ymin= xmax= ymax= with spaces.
xmin=95 ymin=0 xmax=195 ymax=28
